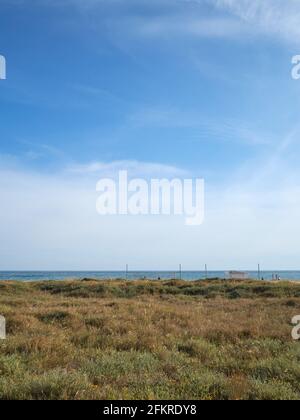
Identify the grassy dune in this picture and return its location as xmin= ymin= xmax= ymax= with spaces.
xmin=0 ymin=279 xmax=300 ymax=400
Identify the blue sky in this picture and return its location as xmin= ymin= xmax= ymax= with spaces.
xmin=1 ymin=0 xmax=300 ymax=270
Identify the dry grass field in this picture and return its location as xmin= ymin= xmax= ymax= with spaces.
xmin=0 ymin=278 xmax=300 ymax=400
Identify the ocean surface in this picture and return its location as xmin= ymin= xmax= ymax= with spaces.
xmin=0 ymin=271 xmax=300 ymax=281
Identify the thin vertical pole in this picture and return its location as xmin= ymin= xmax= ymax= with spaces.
xmin=205 ymin=264 xmax=208 ymax=280
xmin=179 ymin=264 xmax=182 ymax=280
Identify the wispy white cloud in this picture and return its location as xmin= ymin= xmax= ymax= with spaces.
xmin=121 ymin=15 xmax=249 ymax=40
xmin=6 ymin=0 xmax=296 ymax=47
xmin=10 ymin=0 xmax=298 ymax=44
xmin=129 ymin=107 xmax=272 ymax=146
xmin=209 ymin=0 xmax=300 ymax=44
xmin=66 ymin=159 xmax=188 ymax=177
xmin=57 ymin=0 xmax=300 ymax=44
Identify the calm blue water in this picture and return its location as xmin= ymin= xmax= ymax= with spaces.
xmin=0 ymin=271 xmax=299 ymax=281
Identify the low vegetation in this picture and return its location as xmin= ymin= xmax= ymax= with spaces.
xmin=0 ymin=278 xmax=300 ymax=400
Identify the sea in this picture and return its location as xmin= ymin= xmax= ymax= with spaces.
xmin=0 ymin=271 xmax=300 ymax=281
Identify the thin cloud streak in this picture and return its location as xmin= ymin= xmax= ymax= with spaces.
xmin=55 ymin=0 xmax=300 ymax=44
xmin=67 ymin=160 xmax=188 ymax=177
xmin=10 ymin=0 xmax=298 ymax=44
xmin=210 ymin=0 xmax=300 ymax=44
xmin=129 ymin=107 xmax=272 ymax=146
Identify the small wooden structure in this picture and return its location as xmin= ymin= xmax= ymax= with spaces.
xmin=227 ymin=271 xmax=248 ymax=280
